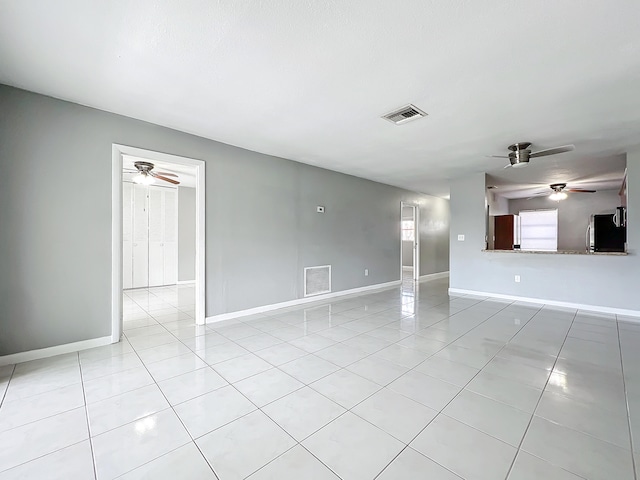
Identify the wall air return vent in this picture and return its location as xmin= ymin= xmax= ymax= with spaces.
xmin=304 ymin=265 xmax=331 ymax=297
xmin=382 ymin=104 xmax=428 ymax=125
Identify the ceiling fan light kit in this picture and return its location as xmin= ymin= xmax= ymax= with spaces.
xmin=549 ymin=191 xmax=568 ymax=201
xmin=133 ymin=171 xmax=155 ymax=185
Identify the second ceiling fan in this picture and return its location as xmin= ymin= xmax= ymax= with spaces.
xmin=529 ymin=183 xmax=596 ymax=201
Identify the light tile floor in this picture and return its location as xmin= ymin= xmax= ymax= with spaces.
xmin=1 ymin=279 xmax=639 ymax=479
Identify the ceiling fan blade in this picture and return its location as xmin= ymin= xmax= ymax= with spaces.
xmin=150 ymin=172 xmax=180 ymax=185
xmin=154 ymin=171 xmax=179 ymax=177
xmin=487 ymin=155 xmax=510 ymax=158
xmin=529 ymin=144 xmax=575 ymax=158
xmin=567 ymin=189 xmax=596 ymax=193
xmin=503 ymin=164 xmax=512 ymax=169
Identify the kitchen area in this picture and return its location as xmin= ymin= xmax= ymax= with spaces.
xmin=485 ymin=158 xmax=627 ymax=256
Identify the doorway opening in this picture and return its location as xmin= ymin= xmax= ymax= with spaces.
xmin=111 ymin=145 xmax=206 ymax=343
xmin=401 ymin=202 xmax=419 ymax=282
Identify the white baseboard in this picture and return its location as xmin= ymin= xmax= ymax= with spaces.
xmin=420 ymin=271 xmax=450 ymax=282
xmin=177 ymin=280 xmax=196 ymax=285
xmin=207 ymin=280 xmax=402 ymax=324
xmin=0 ymin=336 xmax=114 ymax=367
xmin=448 ymin=288 xmax=640 ymax=319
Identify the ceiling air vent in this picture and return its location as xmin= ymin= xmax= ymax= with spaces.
xmin=382 ymin=104 xmax=428 ymax=125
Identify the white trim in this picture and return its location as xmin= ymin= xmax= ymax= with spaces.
xmin=448 ymin=287 xmax=640 ymax=318
xmin=177 ymin=280 xmax=196 ymax=285
xmin=400 ymin=202 xmax=420 ymax=281
xmin=0 ymin=336 xmax=112 ymax=367
xmin=112 ymin=145 xmax=207 ymax=348
xmin=419 ymin=271 xmax=450 ymax=282
xmin=111 ymin=147 xmax=123 ymax=342
xmin=402 ymin=266 xmax=413 ymax=271
xmin=207 ymin=280 xmax=402 ymax=323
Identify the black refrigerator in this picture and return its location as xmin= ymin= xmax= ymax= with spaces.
xmin=590 ymin=214 xmax=626 ymax=252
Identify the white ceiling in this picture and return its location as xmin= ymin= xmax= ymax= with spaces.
xmin=1 ymin=1 xmax=639 ymax=197
xmin=123 ymin=155 xmax=196 ymax=188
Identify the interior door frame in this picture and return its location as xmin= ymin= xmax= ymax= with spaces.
xmin=111 ymin=144 xmax=206 ymax=342
xmin=400 ymin=202 xmax=420 ymax=281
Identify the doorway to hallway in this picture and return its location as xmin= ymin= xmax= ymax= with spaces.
xmin=112 ymin=145 xmax=206 ymax=344
xmin=401 ymin=202 xmax=419 ymax=282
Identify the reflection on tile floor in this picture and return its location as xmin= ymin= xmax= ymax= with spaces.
xmin=1 ymin=279 xmax=639 ymax=479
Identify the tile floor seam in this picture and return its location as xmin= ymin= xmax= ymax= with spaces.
xmin=502 ymin=309 xmax=578 ymax=480
xmin=0 ymin=364 xmax=16 ymax=408
xmin=370 ymin=294 xmax=546 ymax=475
xmin=119 ymin=331 xmax=219 ymax=480
xmin=0 ymin=439 xmax=91 ymax=476
xmin=77 ymin=351 xmax=99 ymax=480
xmin=8 ymin=282 xmax=628 ymax=479
xmin=345 ymin=293 xmax=535 ymax=479
xmin=617 ymin=318 xmax=638 ymax=480
xmin=202 ymin=284 xmax=478 ymax=478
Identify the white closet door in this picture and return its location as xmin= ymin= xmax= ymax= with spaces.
xmin=122 ymin=182 xmax=133 ymax=289
xmin=132 ymin=184 xmax=149 ymax=288
xmin=163 ymin=188 xmax=178 ymax=285
xmin=148 ymin=186 xmax=164 ymax=287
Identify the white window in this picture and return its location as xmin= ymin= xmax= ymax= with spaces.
xmin=519 ymin=209 xmax=558 ymax=251
xmin=402 ymin=220 xmax=415 ymax=241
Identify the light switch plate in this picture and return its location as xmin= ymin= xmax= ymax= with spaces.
xmin=457 ymin=234 xmax=465 ymax=241
xmin=515 ymin=275 xmax=521 ymax=283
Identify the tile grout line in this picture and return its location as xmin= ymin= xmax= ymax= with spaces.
xmin=372 ymin=299 xmax=544 ymax=479
xmin=502 ymin=309 xmax=578 ymax=480
xmin=77 ymin=351 xmax=100 ymax=480
xmin=199 ymin=283 xmax=478 ymax=479
xmin=0 ymin=364 xmax=16 ymax=409
xmin=616 ymin=317 xmax=638 ymax=480
xmin=120 ymin=325 xmax=223 ymax=480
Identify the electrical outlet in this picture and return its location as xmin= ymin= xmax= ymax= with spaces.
xmin=364 ymin=269 xmax=369 ymax=276
xmin=316 ymin=206 xmax=325 ymax=213
xmin=457 ymin=234 xmax=465 ymax=241
xmin=515 ymin=275 xmax=521 ymax=283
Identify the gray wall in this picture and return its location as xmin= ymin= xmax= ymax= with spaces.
xmin=0 ymin=85 xmax=450 ymax=356
xmin=509 ymin=190 xmax=621 ymax=251
xmin=449 ymin=153 xmax=639 ymax=311
xmin=178 ymin=187 xmax=196 ymax=282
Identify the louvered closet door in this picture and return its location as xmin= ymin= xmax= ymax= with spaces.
xmin=162 ymin=188 xmax=178 ymax=285
xmin=132 ymin=184 xmax=149 ymax=288
xmin=148 ymin=186 xmax=164 ymax=287
xmin=122 ymin=182 xmax=133 ymax=289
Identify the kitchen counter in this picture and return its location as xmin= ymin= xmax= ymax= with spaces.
xmin=482 ymin=249 xmax=627 ymax=256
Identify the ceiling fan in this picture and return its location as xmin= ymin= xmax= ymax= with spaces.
xmin=124 ymin=161 xmax=180 ymax=185
xmin=490 ymin=142 xmax=575 ymax=169
xmin=529 ymin=183 xmax=596 ymax=201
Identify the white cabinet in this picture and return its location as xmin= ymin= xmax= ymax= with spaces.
xmin=132 ymin=184 xmax=150 ymax=288
xmin=148 ymin=187 xmax=178 ymax=287
xmin=123 ymin=183 xmax=178 ymax=289
xmin=122 ymin=182 xmax=133 ymax=289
